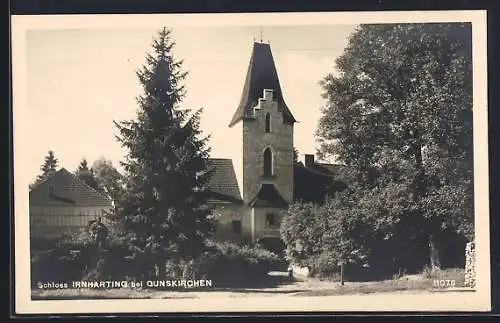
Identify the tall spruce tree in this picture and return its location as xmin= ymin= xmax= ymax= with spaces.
xmin=33 ymin=150 xmax=59 ymax=187
xmin=75 ymin=158 xmax=100 ymax=191
xmin=113 ymin=27 xmax=215 ymax=277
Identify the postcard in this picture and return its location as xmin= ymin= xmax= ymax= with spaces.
xmin=11 ymin=10 xmax=490 ymax=314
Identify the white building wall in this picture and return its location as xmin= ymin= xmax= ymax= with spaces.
xmin=30 ymin=205 xmax=112 ymax=238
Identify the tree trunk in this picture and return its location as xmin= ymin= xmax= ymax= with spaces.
xmin=340 ymin=263 xmax=345 ymax=286
xmin=429 ymin=235 xmax=441 ymax=270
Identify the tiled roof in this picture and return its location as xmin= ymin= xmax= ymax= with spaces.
xmin=248 ymin=184 xmax=288 ymax=208
xmin=229 ymin=42 xmax=296 ymax=127
xmin=29 ymin=168 xmax=112 ymax=207
xmin=293 ymin=163 xmax=348 ymax=204
xmin=205 ymin=158 xmax=242 ymax=203
xmin=309 ymin=162 xmax=357 ymax=183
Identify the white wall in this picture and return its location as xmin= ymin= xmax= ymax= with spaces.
xmin=30 ymin=205 xmax=111 ymax=238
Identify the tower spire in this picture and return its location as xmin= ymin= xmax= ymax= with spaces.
xmin=229 ymin=36 xmax=296 ymax=127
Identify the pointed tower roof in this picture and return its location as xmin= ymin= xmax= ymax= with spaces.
xmin=229 ymin=42 xmax=296 ymax=127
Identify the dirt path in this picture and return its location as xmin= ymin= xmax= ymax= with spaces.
xmin=32 ymin=270 xmax=473 ymax=300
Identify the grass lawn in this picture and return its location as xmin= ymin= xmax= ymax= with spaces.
xmin=31 ymin=268 xmax=472 ymax=300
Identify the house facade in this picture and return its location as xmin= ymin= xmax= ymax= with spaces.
xmin=29 ymin=168 xmax=113 ymax=239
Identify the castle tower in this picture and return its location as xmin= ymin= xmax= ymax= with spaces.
xmin=228 ymin=41 xmax=296 ymax=242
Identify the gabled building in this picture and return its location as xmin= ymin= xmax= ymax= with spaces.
xmin=29 ymin=168 xmax=113 ymax=239
xmin=28 ymin=41 xmax=350 ymax=248
xmin=209 ymin=41 xmax=350 ymax=248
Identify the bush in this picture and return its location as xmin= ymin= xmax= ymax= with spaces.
xmin=30 ymin=234 xmax=95 ymax=286
xmin=309 ymin=252 xmax=339 ymax=279
xmin=30 ymin=232 xmax=134 ymax=285
xmin=31 ymin=231 xmax=284 ymax=288
xmin=147 ymin=241 xmax=283 ymax=288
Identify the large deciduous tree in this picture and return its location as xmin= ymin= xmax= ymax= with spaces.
xmin=113 ymin=27 xmax=215 ymax=278
xmin=317 ymin=23 xmax=473 ymax=270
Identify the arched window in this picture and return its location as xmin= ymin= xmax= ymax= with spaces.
xmin=263 ymin=148 xmax=273 ymax=176
xmin=265 ymin=113 xmax=271 ymax=133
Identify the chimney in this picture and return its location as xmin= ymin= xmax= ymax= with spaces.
xmin=263 ymin=89 xmax=274 ymax=101
xmin=304 ymin=154 xmax=315 ymax=168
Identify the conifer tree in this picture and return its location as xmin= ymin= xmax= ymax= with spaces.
xmin=33 ymin=150 xmax=59 ymax=187
xmin=75 ymin=158 xmax=100 ymax=191
xmin=113 ymin=27 xmax=215 ymax=277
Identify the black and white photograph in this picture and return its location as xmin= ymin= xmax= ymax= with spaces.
xmin=12 ymin=11 xmax=490 ymax=314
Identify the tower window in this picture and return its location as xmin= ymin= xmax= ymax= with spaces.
xmin=263 ymin=148 xmax=273 ymax=176
xmin=266 ymin=213 xmax=276 ymax=226
xmin=232 ymin=220 xmax=242 ymax=234
xmin=265 ymin=113 xmax=271 ymax=133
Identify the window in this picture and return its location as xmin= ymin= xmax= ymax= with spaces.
xmin=263 ymin=148 xmax=273 ymax=176
xmin=232 ymin=220 xmax=242 ymax=234
xmin=266 ymin=213 xmax=276 ymax=226
xmin=265 ymin=113 xmax=271 ymax=133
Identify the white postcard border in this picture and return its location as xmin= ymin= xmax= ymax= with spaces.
xmin=12 ymin=10 xmax=490 ymax=314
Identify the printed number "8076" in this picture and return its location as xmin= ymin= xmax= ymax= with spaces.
xmin=434 ymin=279 xmax=456 ymax=287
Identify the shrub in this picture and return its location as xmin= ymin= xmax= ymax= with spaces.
xmin=31 ymin=230 xmax=284 ymax=288
xmin=30 ymin=231 xmax=133 ymax=285
xmin=146 ymin=241 xmax=283 ymax=288
xmin=207 ymin=242 xmax=281 ymax=286
xmin=30 ymin=234 xmax=95 ymax=286
xmin=308 ymin=251 xmax=342 ymax=279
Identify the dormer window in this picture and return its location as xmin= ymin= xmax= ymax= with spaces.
xmin=265 ymin=113 xmax=271 ymax=133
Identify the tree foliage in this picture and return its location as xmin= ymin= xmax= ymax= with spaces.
xmin=91 ymin=157 xmax=125 ymax=203
xmin=309 ymin=23 xmax=473 ymax=274
xmin=281 ymin=193 xmax=373 ymax=279
xmin=75 ymin=158 xmax=100 ymax=191
xmin=112 ymin=27 xmax=215 ymax=277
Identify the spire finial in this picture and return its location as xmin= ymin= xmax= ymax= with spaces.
xmin=259 ymin=26 xmax=263 ymax=43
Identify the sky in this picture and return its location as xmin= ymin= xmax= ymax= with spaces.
xmin=24 ymin=24 xmax=357 ymax=181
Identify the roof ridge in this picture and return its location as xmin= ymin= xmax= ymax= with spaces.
xmin=66 ymin=168 xmax=112 ymax=202
xmin=29 ymin=167 xmax=63 ymax=191
xmin=296 ymin=163 xmax=336 ymax=178
xmin=315 ymin=162 xmax=352 ymax=167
